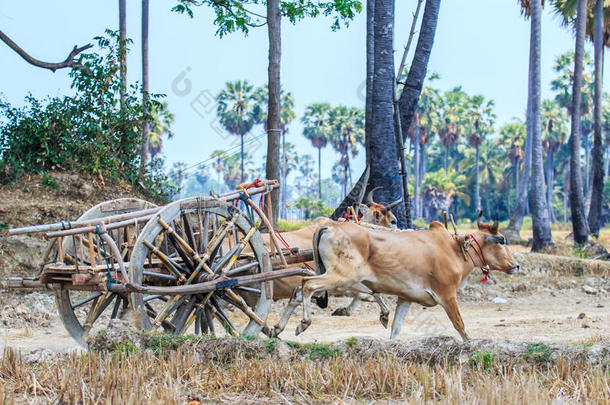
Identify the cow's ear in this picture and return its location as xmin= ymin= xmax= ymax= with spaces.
xmin=359 ymin=204 xmax=369 ymax=215
xmin=374 ymin=210 xmax=383 ymax=222
xmin=490 ymin=219 xmax=499 ymax=234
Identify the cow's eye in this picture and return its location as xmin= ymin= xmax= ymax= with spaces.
xmin=391 ymin=220 xmax=397 ymax=225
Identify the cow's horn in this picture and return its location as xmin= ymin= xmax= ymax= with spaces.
xmin=366 ymin=187 xmax=382 ymax=204
xmin=476 ymin=210 xmax=483 ymax=229
xmin=385 ymin=199 xmax=402 ymax=210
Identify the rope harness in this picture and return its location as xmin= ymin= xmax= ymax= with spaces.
xmin=95 ymin=225 xmax=116 ymax=291
xmin=460 ymin=234 xmax=519 ymax=283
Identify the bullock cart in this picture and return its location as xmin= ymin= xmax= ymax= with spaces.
xmin=4 ymin=179 xmax=316 ymax=347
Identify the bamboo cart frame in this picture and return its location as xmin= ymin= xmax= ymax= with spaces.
xmin=5 ymin=179 xmax=315 ymax=347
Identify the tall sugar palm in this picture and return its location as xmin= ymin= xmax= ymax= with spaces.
xmin=211 ymin=150 xmax=225 ymax=190
xmin=461 ymin=140 xmax=501 ymax=218
xmin=541 ymin=99 xmax=568 ymax=222
xmin=254 ymin=86 xmax=296 ymax=218
xmin=148 ymin=102 xmax=175 ymax=158
xmin=328 ymin=106 xmax=365 ymax=189
xmin=439 ymin=87 xmax=468 ymax=174
xmin=216 ymin=80 xmax=259 ymax=183
xmin=566 ymin=0 xmax=590 ymax=243
xmin=526 ymin=0 xmax=554 ymax=250
xmin=416 ymin=85 xmax=442 ymax=218
xmin=302 ymin=103 xmax=332 ymax=199
xmin=500 ymin=122 xmax=526 ymax=203
xmin=466 ymin=95 xmax=496 ymax=213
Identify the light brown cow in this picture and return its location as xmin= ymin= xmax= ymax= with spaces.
xmin=264 ymin=190 xmax=402 ymax=337
xmin=295 ymin=217 xmax=519 ymax=340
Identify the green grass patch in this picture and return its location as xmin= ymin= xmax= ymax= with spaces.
xmin=40 ymin=173 xmax=59 ymax=189
xmin=345 ymin=337 xmax=358 ymax=348
xmin=277 ymin=219 xmax=310 ymax=232
xmin=469 ymin=351 xmax=496 ymax=369
xmin=286 ymin=341 xmax=342 ymax=360
xmin=525 ymin=343 xmax=554 ymax=363
xmin=145 ymin=333 xmax=198 ymax=354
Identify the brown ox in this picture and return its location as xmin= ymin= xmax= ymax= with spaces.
xmin=296 ymin=216 xmax=519 ymax=340
xmin=262 ymin=188 xmax=401 ymax=337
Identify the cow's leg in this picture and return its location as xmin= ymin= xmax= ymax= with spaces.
xmin=297 ymin=274 xmax=356 ymax=335
xmin=390 ymin=299 xmax=411 ymax=339
xmin=372 ymin=294 xmax=390 ymax=328
xmin=271 ymin=288 xmax=303 ymax=338
xmin=331 ymin=294 xmax=362 ymax=317
xmin=439 ymin=295 xmax=469 ymax=341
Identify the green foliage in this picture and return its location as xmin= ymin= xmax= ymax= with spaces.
xmin=40 ymin=174 xmax=59 ymax=189
xmin=172 ymin=0 xmax=362 ymax=37
xmin=469 ymin=351 xmax=496 ymax=369
xmin=525 ymin=343 xmax=554 ymax=363
xmin=277 ymin=219 xmax=310 ymax=231
xmin=113 ymin=341 xmax=140 ymax=359
xmin=286 ymin=341 xmax=342 ymax=360
xmin=0 ymin=31 xmax=175 ymax=200
xmin=290 ymin=196 xmax=334 ymax=219
xmin=345 ymin=336 xmax=358 ymax=348
xmin=145 ymin=333 xmax=198 ymax=354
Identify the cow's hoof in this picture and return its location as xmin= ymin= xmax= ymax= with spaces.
xmin=269 ymin=325 xmax=281 ymax=338
xmin=331 ymin=307 xmax=350 ymax=317
xmin=379 ymin=312 xmax=389 ymax=329
xmin=295 ymin=319 xmax=311 ymax=336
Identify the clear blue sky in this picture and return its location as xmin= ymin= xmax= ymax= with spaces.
xmin=1 ymin=1 xmax=608 ymax=180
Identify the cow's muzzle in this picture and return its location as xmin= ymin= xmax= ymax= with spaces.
xmin=506 ymin=263 xmax=520 ymax=275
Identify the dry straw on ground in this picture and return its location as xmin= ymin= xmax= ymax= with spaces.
xmin=1 ymin=335 xmax=609 ymax=404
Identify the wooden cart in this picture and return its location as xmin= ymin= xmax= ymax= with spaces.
xmin=5 ymin=179 xmax=314 ymax=347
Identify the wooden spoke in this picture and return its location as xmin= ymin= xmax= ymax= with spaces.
xmin=171 ymin=295 xmax=196 ymax=334
xmin=142 ymin=271 xmax=177 ymax=281
xmin=71 ymin=292 xmax=103 ymax=309
xmin=110 ymin=295 xmax=122 ymax=319
xmin=204 ymin=306 xmax=215 ymax=336
xmin=225 ymin=262 xmax=259 ymax=276
xmin=144 ymin=294 xmax=168 ymax=303
xmin=201 ymin=212 xmax=210 ymax=252
xmin=145 ymin=303 xmax=175 ymax=332
xmin=210 ymin=297 xmax=237 ymax=336
xmin=235 ymin=286 xmax=261 ymax=294
xmin=181 ymin=213 xmax=196 ymax=254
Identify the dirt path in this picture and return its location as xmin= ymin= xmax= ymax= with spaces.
xmin=1 ymin=281 xmax=607 ymax=355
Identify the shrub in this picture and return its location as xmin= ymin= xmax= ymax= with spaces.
xmin=0 ymin=31 xmax=174 ymax=200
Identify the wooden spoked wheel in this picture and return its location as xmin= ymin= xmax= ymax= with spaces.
xmin=54 ymin=198 xmax=157 ymax=348
xmin=129 ymin=197 xmax=273 ymax=337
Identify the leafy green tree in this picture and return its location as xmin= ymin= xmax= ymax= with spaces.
xmin=541 ymin=99 xmax=568 ymax=222
xmin=465 ymin=95 xmax=495 ymax=213
xmin=149 ymin=102 xmax=175 ymax=158
xmin=439 ymin=87 xmax=468 ymax=173
xmin=328 ymin=106 xmax=364 ymax=190
xmin=422 ymin=169 xmax=469 ymax=221
xmin=216 ymin=80 xmax=259 ymax=183
xmin=290 ymin=196 xmax=334 ymax=219
xmin=302 ymin=103 xmax=332 ymax=198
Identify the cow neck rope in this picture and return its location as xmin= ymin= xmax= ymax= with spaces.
xmin=462 ymin=234 xmax=518 ymax=283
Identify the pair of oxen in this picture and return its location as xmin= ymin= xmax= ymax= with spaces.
xmin=260 ymin=188 xmax=519 ymax=341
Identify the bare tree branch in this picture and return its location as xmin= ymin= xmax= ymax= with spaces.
xmin=0 ymin=30 xmax=92 ymax=72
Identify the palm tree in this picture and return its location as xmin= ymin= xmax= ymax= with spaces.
xmin=461 ymin=140 xmax=501 ymax=218
xmin=541 ymin=99 xmax=568 ymax=222
xmin=254 ymin=86 xmax=296 ymax=218
xmin=567 ymin=0 xmax=590 ymax=244
xmin=211 ymin=150 xmax=226 ymax=190
xmin=422 ymin=169 xmax=469 ymax=221
xmin=328 ymin=106 xmax=365 ymax=190
xmin=439 ymin=87 xmax=467 ymax=174
xmin=466 ymin=95 xmax=495 ymax=213
xmin=302 ymin=103 xmax=331 ymax=199
xmin=216 ymin=80 xmax=259 ymax=183
xmin=140 ymin=0 xmax=150 ymax=178
xmin=119 ymin=0 xmax=127 ymax=108
xmin=526 ymin=0 xmax=554 ymax=251
xmin=499 ymin=122 xmax=526 ymax=202
xmin=148 ymin=102 xmax=175 ymax=158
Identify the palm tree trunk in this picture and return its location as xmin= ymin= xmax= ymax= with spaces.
xmin=515 ymin=160 xmax=520 ymax=203
xmin=546 ymin=150 xmax=555 ymax=222
xmin=398 ymin=0 xmax=441 ymax=137
xmin=529 ymin=0 xmax=554 ymax=251
xmin=485 ymin=182 xmax=491 ymax=219
xmin=569 ymin=0 xmax=590 ymax=244
xmin=318 ymin=147 xmax=322 ymax=199
xmin=368 ymin=0 xmax=406 ymax=225
xmin=413 ymin=125 xmax=420 ymax=217
xmin=444 ymin=146 xmax=449 ymax=174
xmin=364 ymin=0 xmax=374 ymax=154
xmin=139 ymin=0 xmax=150 ymax=177
xmin=605 ymin=145 xmax=609 ymax=182
xmin=280 ymin=130 xmax=286 ymax=219
xmin=419 ymin=142 xmax=426 ymax=218
xmin=475 ymin=143 xmax=481 ymax=213
xmin=587 ymin=0 xmax=605 ymax=237
xmin=563 ymin=169 xmax=569 ymax=223
xmin=265 ymin=0 xmax=282 ymax=226
xmin=119 ymin=0 xmax=127 ymax=108
xmin=583 ymin=130 xmax=590 ymax=194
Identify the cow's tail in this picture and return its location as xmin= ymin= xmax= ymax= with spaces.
xmin=312 ymin=226 xmax=328 ymax=309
